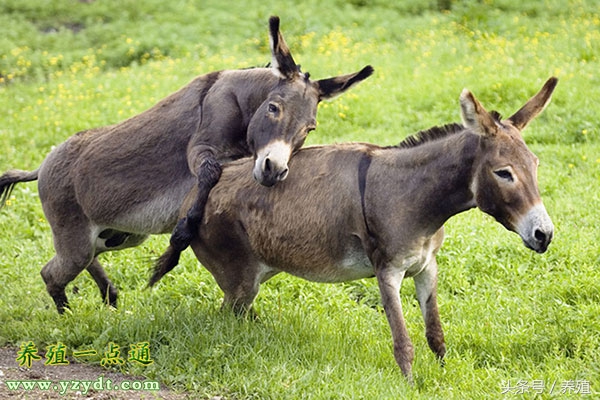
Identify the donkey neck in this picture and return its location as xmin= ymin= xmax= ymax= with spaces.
xmin=377 ymin=130 xmax=480 ymax=231
xmin=221 ymin=68 xmax=280 ymax=120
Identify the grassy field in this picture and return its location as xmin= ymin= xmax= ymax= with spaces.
xmin=1 ymin=0 xmax=599 ymax=398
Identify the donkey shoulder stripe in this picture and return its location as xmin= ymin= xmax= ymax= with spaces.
xmin=357 ymin=152 xmax=373 ymax=239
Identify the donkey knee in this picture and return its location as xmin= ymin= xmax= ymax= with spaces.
xmin=198 ymin=157 xmax=222 ymax=188
xmin=168 ymin=159 xmax=222 ymax=254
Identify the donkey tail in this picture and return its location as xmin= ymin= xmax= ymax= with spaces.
xmin=0 ymin=169 xmax=39 ymax=208
xmin=148 ymin=215 xmax=195 ymax=287
xmin=148 ymin=244 xmax=181 ymax=287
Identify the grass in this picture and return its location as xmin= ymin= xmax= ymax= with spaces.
xmin=1 ymin=0 xmax=599 ymax=398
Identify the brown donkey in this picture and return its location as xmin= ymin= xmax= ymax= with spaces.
xmin=178 ymin=78 xmax=557 ymax=379
xmin=0 ymin=16 xmax=373 ymax=314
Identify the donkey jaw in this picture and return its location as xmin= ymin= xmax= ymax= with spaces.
xmin=516 ymin=203 xmax=554 ymax=253
xmin=253 ymin=140 xmax=292 ymax=187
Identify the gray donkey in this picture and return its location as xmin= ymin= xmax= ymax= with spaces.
xmin=0 ymin=16 xmax=373 ymax=313
xmin=180 ymin=78 xmax=557 ymax=379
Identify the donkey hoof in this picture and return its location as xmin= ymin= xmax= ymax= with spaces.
xmin=56 ymin=303 xmax=70 ymax=315
xmin=106 ymin=289 xmax=118 ymax=309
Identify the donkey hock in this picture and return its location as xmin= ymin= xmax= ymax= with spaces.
xmin=0 ymin=16 xmax=373 ymax=314
xmin=184 ymin=78 xmax=557 ymax=379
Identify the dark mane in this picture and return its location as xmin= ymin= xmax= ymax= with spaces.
xmin=396 ymin=110 xmax=503 ymax=150
xmin=396 ymin=123 xmax=465 ymax=149
xmin=243 ymin=62 xmax=272 ymax=70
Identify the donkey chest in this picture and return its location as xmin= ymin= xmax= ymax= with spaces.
xmin=389 ymin=238 xmax=440 ymax=277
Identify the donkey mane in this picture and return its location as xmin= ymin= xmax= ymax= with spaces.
xmin=396 ymin=123 xmax=464 ymax=150
xmin=396 ymin=110 xmax=503 ymax=150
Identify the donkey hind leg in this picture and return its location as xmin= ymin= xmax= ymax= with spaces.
xmin=414 ymin=258 xmax=446 ymax=363
xmin=375 ymin=265 xmax=414 ymax=381
xmin=41 ymin=250 xmax=95 ymax=314
xmin=86 ymin=258 xmax=117 ymax=308
xmin=91 ymin=231 xmax=149 ymax=308
xmin=150 ymin=156 xmax=222 ymax=286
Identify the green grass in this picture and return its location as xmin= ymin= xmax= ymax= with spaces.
xmin=1 ymin=0 xmax=599 ymax=398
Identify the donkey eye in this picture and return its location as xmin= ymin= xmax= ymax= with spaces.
xmin=268 ymin=103 xmax=279 ymax=114
xmin=494 ymin=169 xmax=514 ymax=182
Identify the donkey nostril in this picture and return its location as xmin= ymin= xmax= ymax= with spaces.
xmin=534 ymin=229 xmax=546 ymax=243
xmin=278 ymin=167 xmax=289 ymax=181
xmin=264 ymin=158 xmax=272 ymax=174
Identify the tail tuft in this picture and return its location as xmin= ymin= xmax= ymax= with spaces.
xmin=148 ymin=245 xmax=181 ymax=287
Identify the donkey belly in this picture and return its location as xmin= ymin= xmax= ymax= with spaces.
xmin=289 ymin=252 xmax=374 ymax=283
xmin=334 ymin=246 xmax=375 ymax=281
xmin=102 ymin=177 xmax=195 ymax=234
xmin=255 ymin=233 xmax=375 ymax=283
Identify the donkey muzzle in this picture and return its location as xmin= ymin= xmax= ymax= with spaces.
xmin=253 ymin=140 xmax=292 ymax=187
xmin=516 ymin=203 xmax=554 ymax=253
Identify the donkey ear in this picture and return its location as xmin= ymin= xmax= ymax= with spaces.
xmin=459 ymin=89 xmax=499 ymax=137
xmin=507 ymin=77 xmax=558 ymax=131
xmin=269 ymin=16 xmax=299 ymax=80
xmin=316 ymin=65 xmax=374 ymax=100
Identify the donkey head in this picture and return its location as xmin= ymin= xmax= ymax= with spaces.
xmin=461 ymin=77 xmax=558 ymax=253
xmin=248 ymin=16 xmax=374 ymax=187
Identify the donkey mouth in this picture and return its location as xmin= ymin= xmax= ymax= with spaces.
xmin=517 ymin=204 xmax=554 ymax=254
xmin=253 ymin=140 xmax=293 ymax=187
xmin=253 ymin=167 xmax=289 ymax=187
xmin=521 ymin=227 xmax=553 ymax=254
xmin=523 ymin=238 xmax=550 ymax=254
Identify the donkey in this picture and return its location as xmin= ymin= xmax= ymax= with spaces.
xmin=0 ymin=16 xmax=373 ymax=314
xmin=177 ymin=77 xmax=557 ymax=379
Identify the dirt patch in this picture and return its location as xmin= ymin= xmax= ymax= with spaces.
xmin=0 ymin=347 xmax=193 ymax=399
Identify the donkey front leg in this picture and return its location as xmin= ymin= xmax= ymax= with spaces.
xmin=151 ymin=147 xmax=222 ymax=286
xmin=414 ymin=257 xmax=446 ymax=363
xmin=219 ymin=271 xmax=262 ymax=317
xmin=205 ymin=256 xmax=278 ymax=316
xmin=376 ymin=265 xmax=414 ymax=380
xmin=174 ymin=149 xmax=222 ymax=251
